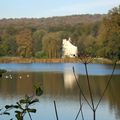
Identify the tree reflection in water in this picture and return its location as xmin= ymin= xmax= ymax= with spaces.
xmin=0 ymin=72 xmax=120 ymax=120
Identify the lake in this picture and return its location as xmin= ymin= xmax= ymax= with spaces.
xmin=0 ymin=63 xmax=120 ymax=120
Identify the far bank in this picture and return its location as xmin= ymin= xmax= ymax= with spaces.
xmin=0 ymin=57 xmax=119 ymax=64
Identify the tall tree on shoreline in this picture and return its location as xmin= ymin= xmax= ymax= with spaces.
xmin=42 ymin=32 xmax=62 ymax=58
xmin=16 ymin=29 xmax=33 ymax=57
xmin=97 ymin=5 xmax=120 ymax=60
xmin=32 ymin=29 xmax=47 ymax=55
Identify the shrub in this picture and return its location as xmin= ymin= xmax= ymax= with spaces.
xmin=35 ymin=51 xmax=48 ymax=58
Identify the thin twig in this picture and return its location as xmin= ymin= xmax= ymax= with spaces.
xmin=0 ymin=108 xmax=11 ymax=116
xmin=75 ymin=103 xmax=83 ymax=120
xmin=81 ymin=107 xmax=84 ymax=120
xmin=79 ymin=55 xmax=93 ymax=64
xmin=75 ymin=92 xmax=84 ymax=120
xmin=79 ymin=92 xmax=84 ymax=120
xmin=27 ymin=111 xmax=32 ymax=120
xmin=87 ymin=57 xmax=94 ymax=64
xmin=73 ymin=67 xmax=93 ymax=110
xmin=95 ymin=62 xmax=116 ymax=110
xmin=54 ymin=100 xmax=59 ymax=120
xmin=84 ymin=63 xmax=95 ymax=110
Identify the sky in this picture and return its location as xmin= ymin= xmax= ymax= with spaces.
xmin=0 ymin=0 xmax=120 ymax=19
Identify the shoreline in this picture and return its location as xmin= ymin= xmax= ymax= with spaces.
xmin=0 ymin=57 xmax=118 ymax=64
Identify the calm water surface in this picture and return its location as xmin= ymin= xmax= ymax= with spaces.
xmin=0 ymin=63 xmax=120 ymax=120
xmin=0 ymin=63 xmax=120 ymax=75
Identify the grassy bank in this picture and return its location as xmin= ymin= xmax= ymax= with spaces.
xmin=0 ymin=57 xmax=80 ymax=63
xmin=0 ymin=57 xmax=117 ymax=64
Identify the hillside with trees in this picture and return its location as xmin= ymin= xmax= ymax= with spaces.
xmin=0 ymin=5 xmax=119 ymax=60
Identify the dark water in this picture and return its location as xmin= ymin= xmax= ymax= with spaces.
xmin=0 ymin=63 xmax=120 ymax=120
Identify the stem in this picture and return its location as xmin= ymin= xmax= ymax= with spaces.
xmin=75 ymin=103 xmax=83 ymax=120
xmin=73 ymin=67 xmax=93 ymax=110
xmin=84 ymin=63 xmax=95 ymax=110
xmin=27 ymin=111 xmax=32 ymax=120
xmin=54 ymin=100 xmax=59 ymax=120
xmin=79 ymin=92 xmax=84 ymax=120
xmin=75 ymin=92 xmax=84 ymax=120
xmin=93 ymin=109 xmax=96 ymax=120
xmin=95 ymin=62 xmax=116 ymax=110
xmin=81 ymin=108 xmax=84 ymax=120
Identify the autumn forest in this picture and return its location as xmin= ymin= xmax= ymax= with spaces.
xmin=0 ymin=5 xmax=120 ymax=60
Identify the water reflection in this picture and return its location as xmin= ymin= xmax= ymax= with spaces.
xmin=63 ymin=64 xmax=78 ymax=89
xmin=0 ymin=72 xmax=120 ymax=120
xmin=64 ymin=71 xmax=76 ymax=89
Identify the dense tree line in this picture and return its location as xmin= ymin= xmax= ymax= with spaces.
xmin=0 ymin=5 xmax=119 ymax=59
xmin=97 ymin=5 xmax=120 ymax=60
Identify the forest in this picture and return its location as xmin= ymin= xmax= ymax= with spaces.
xmin=0 ymin=5 xmax=120 ymax=60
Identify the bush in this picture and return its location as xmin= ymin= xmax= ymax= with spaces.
xmin=0 ymin=69 xmax=7 ymax=77
xmin=35 ymin=51 xmax=48 ymax=58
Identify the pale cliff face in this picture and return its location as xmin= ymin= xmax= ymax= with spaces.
xmin=62 ymin=38 xmax=78 ymax=58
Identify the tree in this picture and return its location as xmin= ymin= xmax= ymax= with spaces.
xmin=70 ymin=23 xmax=99 ymax=56
xmin=16 ymin=29 xmax=33 ymax=57
xmin=32 ymin=29 xmax=47 ymax=56
xmin=0 ymin=33 xmax=17 ymax=56
xmin=42 ymin=32 xmax=62 ymax=58
xmin=97 ymin=5 xmax=120 ymax=60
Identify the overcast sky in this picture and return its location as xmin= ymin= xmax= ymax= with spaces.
xmin=0 ymin=0 xmax=120 ymax=19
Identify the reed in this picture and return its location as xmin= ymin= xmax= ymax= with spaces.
xmin=73 ymin=56 xmax=117 ymax=120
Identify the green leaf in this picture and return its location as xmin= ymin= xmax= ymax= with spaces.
xmin=0 ymin=74 xmax=2 ymax=77
xmin=13 ymin=105 xmax=19 ymax=109
xmin=5 ymin=105 xmax=13 ymax=109
xmin=16 ymin=102 xmax=23 ymax=110
xmin=0 ymin=69 xmax=7 ymax=74
xmin=15 ymin=111 xmax=21 ymax=114
xmin=15 ymin=113 xmax=23 ymax=120
xmin=3 ymin=112 xmax=10 ymax=115
xmin=27 ymin=108 xmax=36 ymax=113
xmin=5 ymin=104 xmax=19 ymax=109
xmin=29 ymin=99 xmax=39 ymax=105
xmin=35 ymin=87 xmax=43 ymax=96
xmin=19 ymin=99 xmax=27 ymax=104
